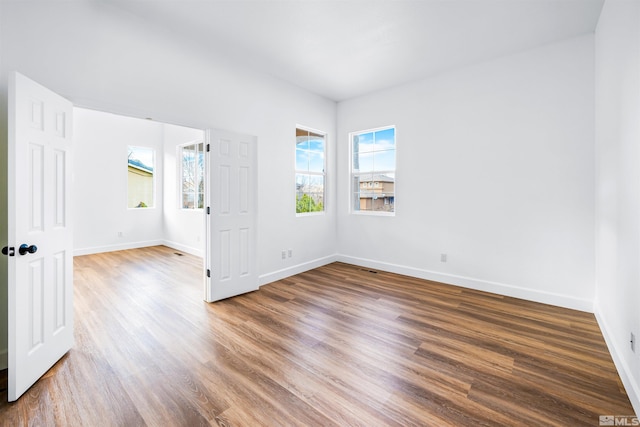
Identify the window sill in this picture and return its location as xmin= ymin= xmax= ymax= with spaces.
xmin=296 ymin=211 xmax=325 ymax=217
xmin=350 ymin=211 xmax=395 ymax=217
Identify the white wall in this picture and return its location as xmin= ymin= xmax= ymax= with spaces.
xmin=74 ymin=110 xmax=206 ymax=257
xmin=163 ymin=123 xmax=205 ymax=256
xmin=594 ymin=0 xmax=640 ymax=414
xmin=337 ymin=35 xmax=595 ymax=311
xmin=0 ymin=1 xmax=337 ymax=368
xmin=73 ymin=108 xmax=165 ymax=255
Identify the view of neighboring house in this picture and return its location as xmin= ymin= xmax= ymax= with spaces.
xmin=357 ymin=174 xmax=395 ymax=212
xmin=127 ymin=158 xmax=154 ymax=208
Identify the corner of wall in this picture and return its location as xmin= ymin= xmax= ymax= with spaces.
xmin=258 ymin=254 xmax=338 ymax=287
xmin=595 ymin=301 xmax=640 ymax=416
xmin=162 ymin=240 xmax=203 ymax=258
xmin=73 ymin=240 xmax=165 ymax=256
xmin=336 ymin=254 xmax=594 ymax=312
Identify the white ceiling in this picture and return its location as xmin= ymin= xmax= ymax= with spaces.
xmin=104 ymin=0 xmax=604 ymax=102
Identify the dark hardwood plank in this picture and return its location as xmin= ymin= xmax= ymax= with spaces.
xmin=0 ymin=246 xmax=634 ymax=426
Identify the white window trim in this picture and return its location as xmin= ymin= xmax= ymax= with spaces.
xmin=295 ymin=124 xmax=327 ymax=217
xmin=178 ymin=139 xmax=205 ymax=210
xmin=349 ymin=125 xmax=396 ymax=216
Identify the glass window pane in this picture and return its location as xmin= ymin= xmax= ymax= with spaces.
xmin=297 ymin=134 xmax=325 ymax=174
xmin=183 ymin=192 xmax=194 ymax=209
xmin=180 ymin=142 xmax=205 ymax=210
xmin=351 ymin=127 xmax=395 ymax=215
xmin=308 ymin=149 xmax=324 ymax=173
xmin=296 ymin=127 xmax=326 ymax=214
xmin=182 ymin=145 xmax=195 ymax=191
xmin=356 ymin=132 xmax=374 ymax=149
xmin=295 ymin=173 xmax=309 ymax=191
xmin=358 ymin=194 xmax=373 ymax=211
xmin=373 ymin=149 xmax=395 ymax=171
xmin=308 ymin=175 xmax=324 ymax=193
xmin=374 ymin=128 xmax=395 ymax=151
xmin=358 ymin=174 xmax=374 ymax=190
xmin=296 ymin=135 xmax=310 ymax=151
xmin=182 ymin=182 xmax=190 ymax=194
xmin=296 ymin=193 xmax=311 ymax=213
xmin=296 ymin=148 xmax=309 ymax=171
xmin=357 ymin=133 xmax=375 ymax=154
xmin=309 ymin=193 xmax=324 ymax=211
xmin=356 ymin=152 xmax=374 ymax=172
xmin=128 ymin=146 xmax=154 ymax=208
xmin=308 ymin=138 xmax=324 ymax=152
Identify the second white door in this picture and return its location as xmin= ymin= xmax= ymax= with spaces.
xmin=205 ymin=129 xmax=258 ymax=302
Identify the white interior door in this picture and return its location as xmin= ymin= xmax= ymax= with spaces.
xmin=205 ymin=129 xmax=258 ymax=302
xmin=7 ymin=72 xmax=74 ymax=401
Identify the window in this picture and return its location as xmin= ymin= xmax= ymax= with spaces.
xmin=127 ymin=146 xmax=155 ymax=208
xmin=350 ymin=126 xmax=396 ymax=214
xmin=295 ymin=127 xmax=326 ymax=214
xmin=180 ymin=142 xmax=205 ymax=209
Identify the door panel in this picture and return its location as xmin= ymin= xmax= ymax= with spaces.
xmin=8 ymin=72 xmax=74 ymax=401
xmin=205 ymin=129 xmax=258 ymax=302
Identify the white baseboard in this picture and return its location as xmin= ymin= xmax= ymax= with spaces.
xmin=0 ymin=348 xmax=7 ymax=370
xmin=71 ymin=246 xmax=592 ymax=312
xmin=336 ymin=254 xmax=593 ymax=312
xmin=595 ymin=303 xmax=640 ymax=416
xmin=73 ymin=240 xmax=164 ymax=256
xmin=258 ymin=254 xmax=338 ymax=286
xmin=162 ymin=240 xmax=203 ymax=258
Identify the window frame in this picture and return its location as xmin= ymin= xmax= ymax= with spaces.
xmin=295 ymin=125 xmax=327 ymax=216
xmin=178 ymin=140 xmax=205 ymax=210
xmin=349 ymin=125 xmax=396 ymax=216
xmin=127 ymin=145 xmax=156 ymax=209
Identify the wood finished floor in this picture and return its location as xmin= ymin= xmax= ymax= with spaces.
xmin=0 ymin=246 xmax=634 ymax=426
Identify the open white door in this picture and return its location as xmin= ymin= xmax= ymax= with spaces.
xmin=7 ymin=72 xmax=74 ymax=401
xmin=205 ymin=129 xmax=258 ymax=302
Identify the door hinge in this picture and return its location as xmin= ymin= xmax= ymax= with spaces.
xmin=2 ymin=246 xmax=15 ymax=257
xmin=207 ymin=206 xmax=210 ymax=214
xmin=206 ymin=144 xmax=210 ymax=152
xmin=207 ymin=269 xmax=211 ymax=278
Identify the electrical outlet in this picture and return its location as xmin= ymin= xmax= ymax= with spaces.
xmin=631 ymin=332 xmax=636 ymax=353
xmin=118 ymin=231 xmax=123 ymax=238
xmin=288 ymin=249 xmax=293 ymax=258
xmin=281 ymin=250 xmax=287 ymax=260
xmin=440 ymin=253 xmax=447 ymax=262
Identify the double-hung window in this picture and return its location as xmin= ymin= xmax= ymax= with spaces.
xmin=295 ymin=127 xmax=326 ymax=214
xmin=179 ymin=142 xmax=205 ymax=209
xmin=350 ymin=126 xmax=396 ymax=214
